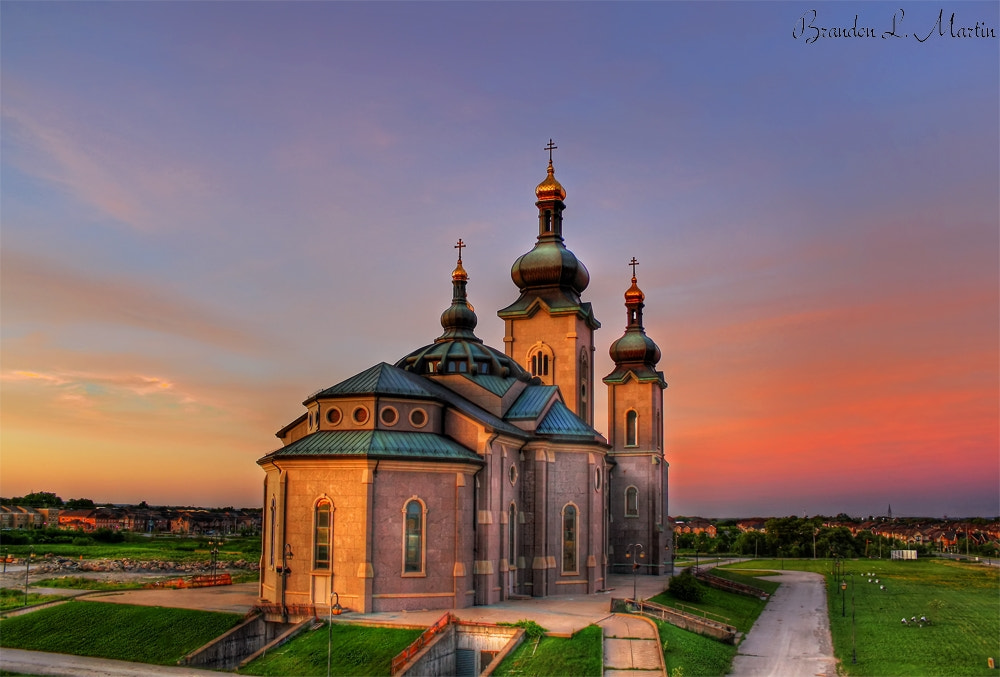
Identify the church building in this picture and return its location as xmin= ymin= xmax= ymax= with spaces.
xmin=257 ymin=149 xmax=670 ymax=614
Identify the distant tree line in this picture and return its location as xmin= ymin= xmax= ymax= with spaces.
xmin=675 ymin=516 xmax=999 ymax=559
xmin=1 ymin=492 xmax=95 ymax=509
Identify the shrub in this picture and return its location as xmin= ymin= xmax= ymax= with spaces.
xmin=668 ymin=568 xmax=705 ymax=603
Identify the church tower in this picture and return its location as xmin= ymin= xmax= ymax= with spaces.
xmin=498 ymin=142 xmax=600 ymax=426
xmin=604 ymin=260 xmax=670 ymax=574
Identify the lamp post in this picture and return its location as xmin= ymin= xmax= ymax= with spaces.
xmin=23 ymin=548 xmax=34 ymax=607
xmin=277 ymin=543 xmax=294 ymax=622
xmin=327 ymin=591 xmax=342 ymax=677
xmin=841 ymin=577 xmax=847 ymax=617
xmin=208 ymin=539 xmax=221 ymax=581
xmin=851 ymin=573 xmax=857 ymax=664
xmin=625 ymin=543 xmax=645 ymax=602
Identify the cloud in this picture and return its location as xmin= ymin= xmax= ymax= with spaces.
xmin=1 ymin=250 xmax=271 ymax=354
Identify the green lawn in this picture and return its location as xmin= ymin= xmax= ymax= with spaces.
xmin=1 ymin=534 xmax=261 ymax=563
xmin=649 ymin=572 xmax=773 ymax=635
xmin=0 ymin=587 xmax=64 ymax=611
xmin=728 ymin=558 xmax=1000 ymax=676
xmin=0 ymin=600 xmax=242 ymax=664
xmin=492 ymin=624 xmax=603 ymax=677
xmin=241 ymin=622 xmax=423 ymax=676
xmin=655 ymin=619 xmax=736 ymax=677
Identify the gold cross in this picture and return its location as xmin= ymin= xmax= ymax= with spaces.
xmin=629 ymin=257 xmax=639 ymax=277
xmin=455 ymin=238 xmax=465 ymax=262
xmin=544 ymin=139 xmax=558 ymax=163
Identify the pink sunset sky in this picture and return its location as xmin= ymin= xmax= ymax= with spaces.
xmin=1 ymin=2 xmax=997 ymax=517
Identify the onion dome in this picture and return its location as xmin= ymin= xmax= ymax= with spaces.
xmin=509 ymin=158 xmax=590 ymax=296
xmin=608 ymin=264 xmax=662 ymax=368
xmin=397 ymin=242 xmax=530 ymax=380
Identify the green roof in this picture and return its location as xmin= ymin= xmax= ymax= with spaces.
xmin=260 ymin=430 xmax=482 ymax=464
xmin=536 ymin=400 xmax=601 ymax=439
xmin=506 ymin=385 xmax=559 ymax=420
xmin=308 ymin=363 xmax=435 ymax=402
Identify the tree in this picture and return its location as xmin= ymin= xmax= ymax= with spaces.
xmin=64 ymin=498 xmax=95 ymax=510
xmin=12 ymin=491 xmax=63 ymax=507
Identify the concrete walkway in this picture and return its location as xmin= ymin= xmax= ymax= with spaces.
xmin=727 ymin=570 xmax=837 ymax=677
xmin=600 ymin=613 xmax=666 ymax=677
xmin=0 ymin=648 xmax=228 ymax=676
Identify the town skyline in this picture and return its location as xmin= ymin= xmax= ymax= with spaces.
xmin=2 ymin=2 xmax=997 ymax=517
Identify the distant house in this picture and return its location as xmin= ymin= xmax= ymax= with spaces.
xmin=0 ymin=506 xmax=44 ymax=530
xmin=58 ymin=509 xmax=97 ymax=531
xmin=736 ymin=519 xmax=766 ymax=533
xmin=672 ymin=518 xmax=717 ymax=537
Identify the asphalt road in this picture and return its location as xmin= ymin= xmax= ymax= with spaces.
xmin=0 ymin=649 xmax=228 ymax=676
xmin=727 ymin=570 xmax=837 ymax=677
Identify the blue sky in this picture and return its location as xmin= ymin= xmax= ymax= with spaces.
xmin=2 ymin=1 xmax=997 ymax=517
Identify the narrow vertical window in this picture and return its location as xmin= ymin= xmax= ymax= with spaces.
xmin=531 ymin=354 xmax=538 ymax=375
xmin=508 ymin=503 xmax=517 ymax=566
xmin=404 ymin=499 xmax=424 ymax=574
xmin=314 ymin=501 xmax=331 ymax=570
xmin=542 ymin=354 xmax=549 ymax=376
xmin=625 ymin=486 xmax=639 ymax=517
xmin=562 ymin=504 xmax=578 ymax=574
xmin=269 ymin=497 xmax=276 ymax=567
xmin=626 ymin=410 xmax=638 ymax=446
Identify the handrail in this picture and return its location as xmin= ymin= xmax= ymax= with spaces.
xmin=390 ymin=612 xmax=454 ymax=675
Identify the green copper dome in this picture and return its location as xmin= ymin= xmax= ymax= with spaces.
xmin=397 ymin=248 xmax=530 ymax=380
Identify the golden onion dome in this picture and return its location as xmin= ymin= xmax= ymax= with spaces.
xmin=535 ymin=161 xmax=566 ymax=201
xmin=625 ymin=277 xmax=645 ymax=304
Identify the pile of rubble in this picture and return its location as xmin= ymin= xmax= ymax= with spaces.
xmin=25 ymin=556 xmax=260 ymax=574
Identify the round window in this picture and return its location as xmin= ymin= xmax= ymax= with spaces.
xmin=326 ymin=408 xmax=342 ymax=425
xmin=353 ymin=406 xmax=369 ymax=424
xmin=409 ymin=408 xmax=428 ymax=428
xmin=509 ymin=465 xmax=518 ymax=486
xmin=380 ymin=407 xmax=398 ymax=426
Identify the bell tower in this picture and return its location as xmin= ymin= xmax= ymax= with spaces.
xmin=498 ymin=141 xmax=600 ymax=425
xmin=604 ymin=259 xmax=670 ymax=574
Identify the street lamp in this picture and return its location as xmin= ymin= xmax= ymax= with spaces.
xmin=276 ymin=543 xmax=294 ymax=622
xmin=327 ymin=591 xmax=343 ymax=677
xmin=841 ymin=578 xmax=847 ymax=617
xmin=851 ymin=573 xmax=857 ymax=664
xmin=208 ymin=539 xmax=222 ymax=581
xmin=625 ymin=543 xmax=645 ymax=602
xmin=23 ymin=548 xmax=34 ymax=607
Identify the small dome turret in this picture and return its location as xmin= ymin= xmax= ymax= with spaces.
xmin=608 ymin=259 xmax=661 ymax=368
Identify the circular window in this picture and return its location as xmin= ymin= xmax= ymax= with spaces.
xmin=509 ymin=465 xmax=518 ymax=486
xmin=409 ymin=408 xmax=428 ymax=428
xmin=326 ymin=408 xmax=342 ymax=425
xmin=380 ymin=407 xmax=398 ymax=426
xmin=353 ymin=406 xmax=369 ymax=424
xmin=595 ymin=467 xmax=602 ymax=491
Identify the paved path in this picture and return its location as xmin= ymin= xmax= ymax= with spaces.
xmin=0 ymin=649 xmax=227 ymax=676
xmin=727 ymin=570 xmax=837 ymax=677
xmin=600 ymin=613 xmax=666 ymax=677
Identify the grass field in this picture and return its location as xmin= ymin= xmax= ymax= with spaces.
xmin=241 ymin=622 xmax=423 ymax=676
xmin=0 ymin=587 xmax=64 ymax=611
xmin=654 ymin=618 xmax=736 ymax=677
xmin=649 ymin=569 xmax=777 ymax=635
xmin=492 ymin=624 xmax=603 ymax=677
xmin=2 ymin=534 xmax=261 ymax=563
xmin=727 ymin=558 xmax=1000 ymax=676
xmin=0 ymin=600 xmax=242 ymax=664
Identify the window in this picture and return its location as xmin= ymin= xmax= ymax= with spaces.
xmin=326 ymin=408 xmax=342 ymax=425
xmin=380 ymin=407 xmax=398 ymax=426
xmin=403 ymin=499 xmax=425 ymax=575
xmin=353 ymin=406 xmax=369 ymax=424
xmin=314 ymin=501 xmax=331 ymax=570
xmin=409 ymin=408 xmax=427 ymax=428
xmin=508 ymin=503 xmax=517 ymax=567
xmin=625 ymin=486 xmax=639 ymax=517
xmin=626 ymin=410 xmax=638 ymax=447
xmin=528 ymin=344 xmax=552 ymax=378
xmin=562 ymin=504 xmax=578 ymax=574
xmin=595 ymin=467 xmax=602 ymax=492
xmin=269 ymin=497 xmax=276 ymax=567
xmin=509 ymin=465 xmax=518 ymax=486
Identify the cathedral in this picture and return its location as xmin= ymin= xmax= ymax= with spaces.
xmin=257 ymin=150 xmax=670 ymax=614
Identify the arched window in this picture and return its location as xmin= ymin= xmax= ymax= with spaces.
xmin=269 ymin=496 xmax=276 ymax=568
xmin=526 ymin=343 xmax=553 ymax=379
xmin=508 ymin=503 xmax=517 ymax=567
xmin=561 ymin=504 xmax=578 ymax=574
xmin=403 ymin=498 xmax=425 ymax=575
xmin=625 ymin=486 xmax=639 ymax=517
xmin=314 ymin=500 xmax=332 ymax=570
xmin=626 ymin=410 xmax=638 ymax=447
